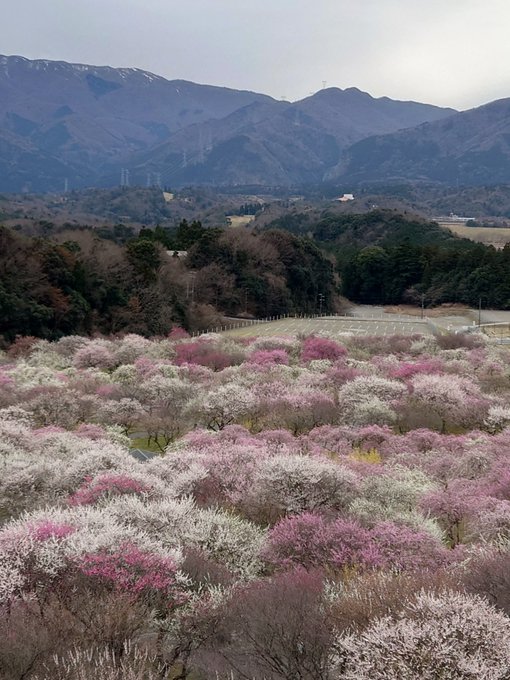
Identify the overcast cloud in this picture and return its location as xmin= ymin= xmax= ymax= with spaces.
xmin=2 ymin=0 xmax=509 ymax=109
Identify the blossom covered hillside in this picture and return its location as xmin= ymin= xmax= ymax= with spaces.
xmin=2 ymin=329 xmax=510 ymax=678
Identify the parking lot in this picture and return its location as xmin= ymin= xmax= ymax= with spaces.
xmin=209 ymin=304 xmax=510 ymax=340
xmin=222 ymin=315 xmax=433 ymax=338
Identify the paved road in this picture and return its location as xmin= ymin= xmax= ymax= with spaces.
xmin=349 ymin=304 xmax=510 ymax=332
xmin=478 ymin=310 xmax=510 ymax=323
xmin=130 ymin=448 xmax=157 ymax=462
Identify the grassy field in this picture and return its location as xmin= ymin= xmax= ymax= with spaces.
xmin=439 ymin=221 xmax=510 ymax=248
xmin=226 ymin=215 xmax=255 ymax=228
xmin=129 ymin=436 xmax=166 ymax=453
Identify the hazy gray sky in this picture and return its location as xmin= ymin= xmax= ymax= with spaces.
xmin=3 ymin=0 xmax=509 ymax=109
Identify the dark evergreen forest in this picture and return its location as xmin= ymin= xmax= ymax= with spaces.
xmin=266 ymin=210 xmax=510 ymax=308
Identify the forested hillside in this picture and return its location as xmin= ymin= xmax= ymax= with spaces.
xmin=331 ymin=97 xmax=510 ymax=186
xmin=0 ymin=222 xmax=337 ymax=343
xmin=263 ymin=210 xmax=510 ymax=308
xmin=4 ymin=208 xmax=510 ymax=346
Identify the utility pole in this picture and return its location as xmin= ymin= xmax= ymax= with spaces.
xmin=421 ymin=293 xmax=425 ymax=320
xmin=478 ymin=297 xmax=482 ymax=326
xmin=318 ymin=292 xmax=324 ymax=315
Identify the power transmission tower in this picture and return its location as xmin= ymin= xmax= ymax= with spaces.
xmin=198 ymin=128 xmax=205 ymax=164
xmin=120 ymin=168 xmax=130 ymax=187
xmin=146 ymin=172 xmax=152 ymax=188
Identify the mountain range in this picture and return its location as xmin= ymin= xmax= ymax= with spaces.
xmin=330 ymin=98 xmax=510 ymax=186
xmin=0 ymin=55 xmax=275 ymax=191
xmin=1 ymin=55 xmax=509 ymax=191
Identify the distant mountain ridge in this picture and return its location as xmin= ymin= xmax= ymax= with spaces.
xmin=0 ymin=55 xmax=459 ymax=191
xmin=133 ymin=87 xmax=455 ymax=187
xmin=0 ymin=55 xmax=273 ymax=191
xmin=331 ymin=98 xmax=510 ymax=186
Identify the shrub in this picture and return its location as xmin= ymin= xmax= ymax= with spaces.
xmin=68 ymin=474 xmax=151 ymax=506
xmin=248 ymin=349 xmax=290 ymax=366
xmin=247 ymin=456 xmax=358 ymax=522
xmin=174 ymin=341 xmax=239 ymax=370
xmin=77 ymin=542 xmax=185 ymax=609
xmin=264 ymin=513 xmax=449 ymax=573
xmin=73 ymin=340 xmax=117 ymax=371
xmin=218 ymin=569 xmax=332 ymax=680
xmin=301 ymin=337 xmax=347 ymax=362
xmin=335 ymin=590 xmax=510 ymax=679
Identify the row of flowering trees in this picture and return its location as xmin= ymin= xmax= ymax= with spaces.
xmin=2 ymin=331 xmax=506 ymax=436
xmin=2 ymin=329 xmax=510 ymax=678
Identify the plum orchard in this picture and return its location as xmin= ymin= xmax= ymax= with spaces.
xmin=2 ymin=330 xmax=510 ymax=678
